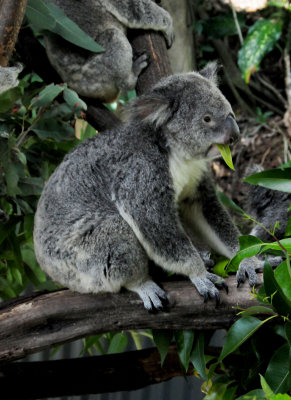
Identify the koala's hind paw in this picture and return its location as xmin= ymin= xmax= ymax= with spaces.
xmin=192 ymin=272 xmax=228 ymax=307
xmin=132 ymin=53 xmax=148 ymax=77
xmin=236 ymin=258 xmax=257 ymax=288
xmin=128 ymin=281 xmax=169 ymax=312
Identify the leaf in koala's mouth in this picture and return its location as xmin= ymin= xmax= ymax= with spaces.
xmin=216 ymin=144 xmax=235 ymax=170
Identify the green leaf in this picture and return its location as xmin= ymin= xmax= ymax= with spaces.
xmin=265 ymin=343 xmax=291 ymax=394
xmin=285 ymin=215 xmax=291 ymax=236
xmin=219 ymin=316 xmax=263 ymax=361
xmin=63 ymin=88 xmax=87 ymax=113
xmin=0 ymin=87 xmax=22 ymax=113
xmin=21 ymin=242 xmax=47 ymax=284
xmin=213 ymin=259 xmax=229 ymax=277
xmin=152 ymin=330 xmax=173 ymax=366
xmin=263 ymin=260 xmax=291 ymax=315
xmin=32 ymin=119 xmax=74 ymax=141
xmin=262 ymin=238 xmax=291 ymax=253
xmin=175 ymin=330 xmax=195 ymax=371
xmin=261 ymin=375 xmax=275 ymax=399
xmin=107 ymin=332 xmax=128 ymax=354
xmin=190 ymin=332 xmax=207 ymax=380
xmin=216 ymin=144 xmax=235 ymax=170
xmin=217 ymin=191 xmax=245 ymax=215
xmin=227 ymin=236 xmax=263 ymax=272
xmin=26 ymin=0 xmax=104 ymax=53
xmin=244 ymin=168 xmax=291 ymax=193
xmin=11 ymin=266 xmax=23 ymax=285
xmin=239 ymin=305 xmax=276 ymax=317
xmin=31 ymin=83 xmax=64 ymax=107
xmin=274 ymin=261 xmax=291 ymax=303
xmin=236 ymin=389 xmax=265 ymax=400
xmin=238 ymin=19 xmax=282 ymax=83
xmin=285 ymin=322 xmax=291 ymax=347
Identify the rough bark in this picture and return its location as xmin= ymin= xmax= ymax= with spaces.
xmin=0 ymin=0 xmax=27 ymax=66
xmin=0 ymin=275 xmax=265 ymax=364
xmin=129 ymin=30 xmax=172 ymax=94
xmin=0 ymin=345 xmax=196 ymax=399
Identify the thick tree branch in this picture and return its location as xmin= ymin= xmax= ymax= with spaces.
xmin=0 ymin=0 xmax=27 ymax=66
xmin=0 ymin=275 xmax=265 ymax=364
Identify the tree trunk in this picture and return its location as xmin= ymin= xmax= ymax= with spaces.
xmin=0 ymin=0 xmax=27 ymax=66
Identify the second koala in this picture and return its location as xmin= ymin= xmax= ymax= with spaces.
xmin=44 ymin=0 xmax=173 ymax=102
xmin=34 ymin=63 xmax=258 ymax=311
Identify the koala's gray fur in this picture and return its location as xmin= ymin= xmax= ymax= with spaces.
xmin=34 ymin=63 xmax=258 ymax=311
xmin=0 ymin=64 xmax=23 ymax=95
xmin=44 ymin=0 xmax=173 ymax=102
xmin=245 ymin=165 xmax=290 ymax=242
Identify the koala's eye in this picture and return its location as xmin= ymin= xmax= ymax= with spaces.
xmin=203 ymin=115 xmax=212 ymax=123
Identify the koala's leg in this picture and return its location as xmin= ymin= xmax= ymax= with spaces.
xmin=58 ymin=213 xmax=168 ymax=311
xmin=44 ymin=28 xmax=147 ymax=102
xmin=184 ymin=177 xmax=258 ymax=287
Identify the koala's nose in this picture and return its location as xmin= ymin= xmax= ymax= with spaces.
xmin=224 ymin=115 xmax=240 ymax=144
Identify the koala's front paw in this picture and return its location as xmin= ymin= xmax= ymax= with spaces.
xmin=236 ymin=257 xmax=258 ymax=288
xmin=133 ymin=281 xmax=169 ymax=312
xmin=191 ymin=272 xmax=228 ymax=306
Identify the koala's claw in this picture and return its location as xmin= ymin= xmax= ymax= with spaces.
xmin=132 ymin=281 xmax=169 ymax=312
xmin=192 ymin=272 xmax=227 ymax=305
xmin=236 ymin=258 xmax=258 ymax=288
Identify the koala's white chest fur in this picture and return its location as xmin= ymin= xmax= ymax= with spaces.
xmin=169 ymin=151 xmax=209 ymax=203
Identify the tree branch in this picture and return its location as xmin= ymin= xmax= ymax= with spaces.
xmin=0 ymin=274 xmax=264 ymax=364
xmin=0 ymin=0 xmax=27 ymax=66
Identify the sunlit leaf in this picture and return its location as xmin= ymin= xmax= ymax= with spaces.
xmin=31 ymin=83 xmax=64 ymax=107
xmin=238 ymin=19 xmax=282 ymax=83
xmin=107 ymin=332 xmax=128 ymax=354
xmin=216 ymin=144 xmax=235 ymax=170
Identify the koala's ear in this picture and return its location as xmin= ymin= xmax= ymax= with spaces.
xmin=199 ymin=61 xmax=218 ymax=85
xmin=124 ymin=94 xmax=172 ymax=128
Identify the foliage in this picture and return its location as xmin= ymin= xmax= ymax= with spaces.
xmin=0 ymin=73 xmax=93 ymax=300
xmin=25 ymin=0 xmax=104 ymax=52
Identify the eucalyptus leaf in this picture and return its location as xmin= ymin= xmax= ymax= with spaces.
xmin=274 ymin=261 xmax=291 ymax=303
xmin=263 ymin=260 xmax=291 ymax=316
xmin=227 ymin=236 xmax=263 ymax=272
xmin=107 ymin=332 xmax=128 ymax=354
xmin=217 ymin=191 xmax=245 ymax=215
xmin=190 ymin=332 xmax=207 ymax=380
xmin=0 ymin=87 xmax=22 ymax=113
xmin=31 ymin=83 xmax=64 ymax=107
xmin=219 ymin=316 xmax=263 ymax=361
xmin=235 ymin=389 xmax=265 ymax=400
xmin=260 ymin=375 xmax=275 ymax=399
xmin=238 ymin=19 xmax=282 ymax=83
xmin=63 ymin=88 xmax=87 ymax=113
xmin=152 ymin=330 xmax=173 ymax=366
xmin=244 ymin=168 xmax=291 ymax=193
xmin=26 ymin=0 xmax=104 ymax=53
xmin=175 ymin=330 xmax=195 ymax=371
xmin=216 ymin=144 xmax=235 ymax=170
xmin=265 ymin=343 xmax=291 ymax=394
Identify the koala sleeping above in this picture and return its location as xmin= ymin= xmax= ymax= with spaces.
xmin=44 ymin=0 xmax=173 ymax=102
xmin=34 ymin=63 xmax=258 ymax=311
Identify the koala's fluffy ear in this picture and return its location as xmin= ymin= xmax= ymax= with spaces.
xmin=199 ymin=61 xmax=218 ymax=85
xmin=124 ymin=94 xmax=172 ymax=128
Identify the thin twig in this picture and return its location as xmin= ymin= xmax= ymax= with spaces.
xmin=230 ymin=1 xmax=243 ymax=46
xmin=16 ymin=107 xmax=46 ymax=147
xmin=256 ymin=74 xmax=287 ymax=107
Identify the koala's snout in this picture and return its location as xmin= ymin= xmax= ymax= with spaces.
xmin=223 ymin=115 xmax=240 ymax=145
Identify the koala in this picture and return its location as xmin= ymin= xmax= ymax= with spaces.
xmin=245 ymin=165 xmax=290 ymax=242
xmin=0 ymin=64 xmax=23 ymax=95
xmin=44 ymin=0 xmax=174 ymax=102
xmin=34 ymin=63 xmax=258 ymax=311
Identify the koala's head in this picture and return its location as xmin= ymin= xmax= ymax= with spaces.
xmin=128 ymin=62 xmax=239 ymax=158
